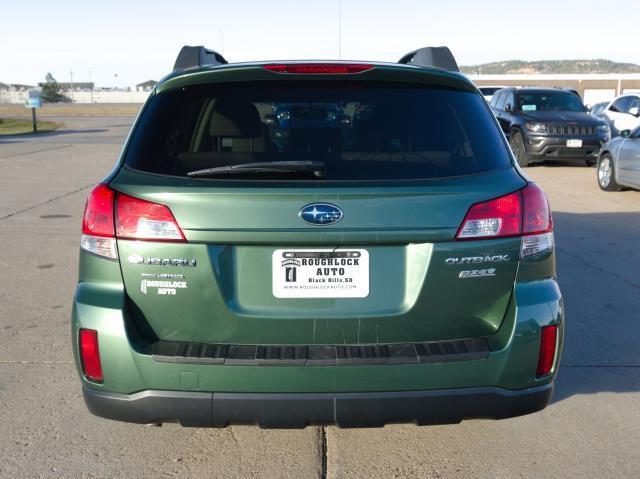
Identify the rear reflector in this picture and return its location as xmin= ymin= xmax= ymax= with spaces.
xmin=79 ymin=329 xmax=103 ymax=382
xmin=116 ymin=193 xmax=185 ymax=242
xmin=537 ymin=325 xmax=558 ymax=377
xmin=263 ymin=63 xmax=374 ymax=74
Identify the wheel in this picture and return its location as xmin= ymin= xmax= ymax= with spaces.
xmin=509 ymin=130 xmax=530 ymax=167
xmin=597 ymin=154 xmax=622 ymax=191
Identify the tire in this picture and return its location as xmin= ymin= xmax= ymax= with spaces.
xmin=597 ymin=154 xmax=622 ymax=191
xmin=509 ymin=130 xmax=530 ymax=167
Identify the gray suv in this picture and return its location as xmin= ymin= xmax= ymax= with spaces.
xmin=491 ymin=88 xmax=610 ymax=167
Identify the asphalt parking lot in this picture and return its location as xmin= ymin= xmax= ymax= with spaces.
xmin=1 ymin=115 xmax=639 ymax=478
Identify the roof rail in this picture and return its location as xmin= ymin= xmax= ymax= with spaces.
xmin=398 ymin=47 xmax=459 ymax=72
xmin=173 ymin=45 xmax=228 ymax=72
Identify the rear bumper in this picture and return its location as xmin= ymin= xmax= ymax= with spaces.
xmin=524 ymin=136 xmax=604 ymax=160
xmin=83 ymin=382 xmax=554 ymax=428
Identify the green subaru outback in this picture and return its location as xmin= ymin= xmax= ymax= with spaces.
xmin=73 ymin=46 xmax=563 ymax=428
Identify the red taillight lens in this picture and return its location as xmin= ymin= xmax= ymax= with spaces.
xmin=79 ymin=329 xmax=103 ymax=382
xmin=82 ymin=184 xmax=115 ymax=237
xmin=522 ymin=183 xmax=552 ymax=234
xmin=80 ymin=185 xmax=185 ymax=258
xmin=263 ymin=63 xmax=373 ymax=74
xmin=537 ymin=325 xmax=558 ymax=377
xmin=456 ymin=183 xmax=554 ymax=245
xmin=456 ymin=191 xmax=522 ymax=240
xmin=115 ymin=193 xmax=185 ymax=242
xmin=81 ymin=184 xmax=118 ymax=259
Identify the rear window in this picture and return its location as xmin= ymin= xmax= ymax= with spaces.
xmin=125 ymin=81 xmax=511 ymax=181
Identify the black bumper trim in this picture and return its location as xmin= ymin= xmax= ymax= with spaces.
xmin=151 ymin=338 xmax=490 ymax=367
xmin=525 ymin=137 xmax=604 ymax=160
xmin=83 ymin=383 xmax=553 ymax=428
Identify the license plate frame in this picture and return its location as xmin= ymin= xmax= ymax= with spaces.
xmin=566 ymin=139 xmax=583 ymax=148
xmin=272 ymin=249 xmax=369 ymax=298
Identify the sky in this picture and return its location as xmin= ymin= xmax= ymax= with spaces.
xmin=1 ymin=0 xmax=638 ymax=87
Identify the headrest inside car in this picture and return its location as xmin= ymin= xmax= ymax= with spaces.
xmin=209 ymin=100 xmax=262 ymax=138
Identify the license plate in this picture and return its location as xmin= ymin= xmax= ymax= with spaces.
xmin=567 ymin=139 xmax=582 ymax=148
xmin=272 ymin=249 xmax=369 ymax=298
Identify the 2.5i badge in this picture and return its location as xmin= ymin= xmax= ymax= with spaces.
xmin=272 ymin=249 xmax=369 ymax=299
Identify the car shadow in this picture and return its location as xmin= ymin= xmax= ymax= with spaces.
xmin=528 ymin=159 xmax=596 ymax=168
xmin=0 ymin=128 xmax=109 ymax=140
xmin=549 ymin=211 xmax=640 ymax=402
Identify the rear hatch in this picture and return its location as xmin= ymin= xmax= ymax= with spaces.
xmin=111 ymin=70 xmax=525 ymax=345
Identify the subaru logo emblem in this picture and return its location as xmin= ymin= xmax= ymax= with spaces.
xmin=298 ymin=203 xmax=343 ymax=225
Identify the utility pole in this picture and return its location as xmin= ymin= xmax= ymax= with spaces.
xmin=69 ymin=69 xmax=74 ymax=103
xmin=89 ymin=71 xmax=93 ymax=103
xmin=338 ymin=0 xmax=342 ymax=60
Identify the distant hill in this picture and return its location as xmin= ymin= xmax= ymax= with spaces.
xmin=461 ymin=59 xmax=640 ymax=75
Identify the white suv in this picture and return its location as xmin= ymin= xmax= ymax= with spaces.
xmin=601 ymin=94 xmax=640 ymax=137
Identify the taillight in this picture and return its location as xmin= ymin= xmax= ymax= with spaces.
xmin=456 ymin=191 xmax=521 ymax=240
xmin=115 ymin=193 xmax=185 ymax=242
xmin=456 ymin=183 xmax=554 ymax=258
xmin=537 ymin=325 xmax=558 ymax=377
xmin=520 ymin=183 xmax=554 ymax=257
xmin=263 ymin=63 xmax=374 ymax=74
xmin=522 ymin=183 xmax=553 ymax=234
xmin=81 ymin=184 xmax=117 ymax=259
xmin=79 ymin=329 xmax=103 ymax=383
xmin=80 ymin=185 xmax=185 ymax=259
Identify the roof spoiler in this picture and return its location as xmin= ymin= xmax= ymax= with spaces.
xmin=173 ymin=46 xmax=228 ymax=72
xmin=398 ymin=47 xmax=459 ymax=72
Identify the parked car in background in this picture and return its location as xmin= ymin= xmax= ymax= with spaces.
xmin=490 ymin=87 xmax=610 ymax=167
xmin=600 ymin=94 xmax=640 ymax=138
xmin=478 ymin=86 xmax=508 ymax=102
xmin=563 ymin=88 xmax=581 ymax=99
xmin=597 ymin=126 xmax=640 ymax=191
xmin=588 ymin=101 xmax=609 ymax=117
xmin=266 ymin=102 xmax=350 ymax=150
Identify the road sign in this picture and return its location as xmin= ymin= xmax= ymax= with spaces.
xmin=25 ymin=90 xmax=42 ymax=132
xmin=25 ymin=97 xmax=42 ymax=109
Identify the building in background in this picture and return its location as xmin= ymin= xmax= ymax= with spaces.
xmin=135 ymin=80 xmax=157 ymax=92
xmin=469 ymin=74 xmax=640 ymax=106
xmin=4 ymin=74 xmax=640 ymax=105
xmin=39 ymin=82 xmax=95 ymax=91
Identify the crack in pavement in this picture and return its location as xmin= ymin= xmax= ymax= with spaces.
xmin=556 ymin=245 xmax=640 ymax=291
xmin=319 ymin=426 xmax=328 ymax=479
xmin=0 ymin=183 xmax=93 ymax=221
xmin=0 ymin=143 xmax=72 ymax=160
xmin=561 ymin=365 xmax=640 ymax=368
xmin=0 ymin=360 xmax=73 ymax=364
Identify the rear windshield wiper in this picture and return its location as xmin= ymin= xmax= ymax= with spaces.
xmin=187 ymin=161 xmax=325 ymax=178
